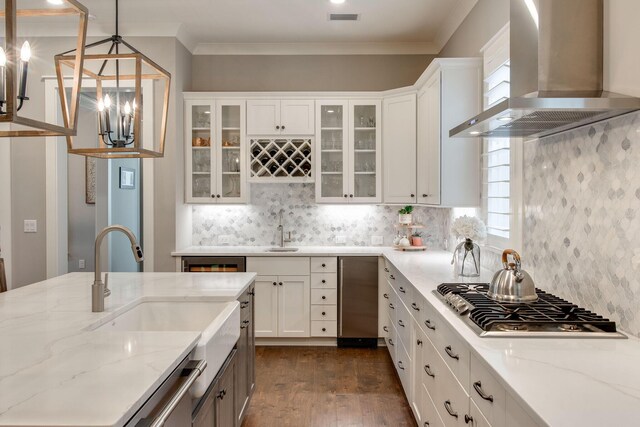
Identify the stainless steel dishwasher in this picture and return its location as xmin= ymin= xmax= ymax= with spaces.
xmin=338 ymin=256 xmax=378 ymax=348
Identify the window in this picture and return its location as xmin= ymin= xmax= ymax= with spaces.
xmin=480 ymin=24 xmax=522 ymax=252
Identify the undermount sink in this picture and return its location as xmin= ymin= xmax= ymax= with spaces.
xmin=266 ymin=247 xmax=299 ymax=252
xmin=93 ymin=300 xmax=240 ymax=398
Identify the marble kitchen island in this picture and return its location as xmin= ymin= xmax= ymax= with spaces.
xmin=0 ymin=272 xmax=255 ymax=427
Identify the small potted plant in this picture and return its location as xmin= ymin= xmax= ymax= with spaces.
xmin=411 ymin=231 xmax=424 ymax=247
xmin=398 ymin=205 xmax=414 ymax=224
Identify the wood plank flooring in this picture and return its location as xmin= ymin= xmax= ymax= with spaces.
xmin=242 ymin=346 xmax=417 ymax=427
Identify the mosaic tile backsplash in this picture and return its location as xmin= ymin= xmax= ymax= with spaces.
xmin=523 ymin=112 xmax=640 ymax=337
xmin=192 ymin=183 xmax=449 ymax=248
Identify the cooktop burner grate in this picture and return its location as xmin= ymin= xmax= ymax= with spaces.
xmin=437 ymin=283 xmax=618 ymax=333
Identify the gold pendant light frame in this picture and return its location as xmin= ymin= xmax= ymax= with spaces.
xmin=0 ymin=0 xmax=88 ymax=137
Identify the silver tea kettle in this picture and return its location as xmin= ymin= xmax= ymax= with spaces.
xmin=488 ymin=249 xmax=538 ymax=303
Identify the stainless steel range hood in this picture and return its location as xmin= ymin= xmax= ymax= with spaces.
xmin=450 ymin=0 xmax=640 ymax=139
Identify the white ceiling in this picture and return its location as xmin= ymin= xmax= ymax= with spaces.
xmin=76 ymin=0 xmax=477 ymax=54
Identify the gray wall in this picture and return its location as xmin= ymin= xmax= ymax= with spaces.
xmin=109 ymin=159 xmax=141 ymax=272
xmin=439 ymin=0 xmax=509 ymax=58
xmin=191 ymin=55 xmax=435 ymax=92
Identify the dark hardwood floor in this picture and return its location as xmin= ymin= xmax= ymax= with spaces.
xmin=242 ymin=346 xmax=417 ymax=427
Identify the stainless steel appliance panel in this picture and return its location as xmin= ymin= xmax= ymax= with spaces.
xmin=338 ymin=257 xmax=378 ymax=340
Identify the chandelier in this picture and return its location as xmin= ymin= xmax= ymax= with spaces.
xmin=56 ymin=0 xmax=170 ymax=158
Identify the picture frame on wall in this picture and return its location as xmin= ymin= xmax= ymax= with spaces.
xmin=119 ymin=167 xmax=136 ymax=190
xmin=85 ymin=157 xmax=96 ymax=204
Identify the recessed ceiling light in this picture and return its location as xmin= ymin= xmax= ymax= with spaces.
xmin=469 ymin=131 xmax=481 ymax=136
xmin=330 ymin=0 xmax=346 ymax=4
xmin=47 ymin=0 xmax=64 ymax=4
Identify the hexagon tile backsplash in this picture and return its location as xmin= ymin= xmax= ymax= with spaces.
xmin=192 ymin=183 xmax=449 ymax=248
xmin=523 ymin=111 xmax=640 ymax=337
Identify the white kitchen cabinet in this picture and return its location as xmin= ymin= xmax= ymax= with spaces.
xmin=254 ymin=276 xmax=278 ymax=337
xmin=185 ymin=99 xmax=247 ymax=204
xmin=247 ymin=99 xmax=314 ymax=135
xmin=383 ymin=93 xmax=417 ymax=204
xmin=415 ymin=58 xmax=482 ymax=207
xmin=315 ymin=99 xmax=382 ymax=203
xmin=278 ymin=276 xmax=311 ymax=337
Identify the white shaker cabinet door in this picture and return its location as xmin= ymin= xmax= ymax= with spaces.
xmin=383 ymin=93 xmax=417 ymax=204
xmin=247 ymin=100 xmax=281 ymax=135
xmin=254 ymin=275 xmax=279 ymax=337
xmin=278 ymin=275 xmax=311 ymax=337
xmin=280 ymin=99 xmax=315 ymax=135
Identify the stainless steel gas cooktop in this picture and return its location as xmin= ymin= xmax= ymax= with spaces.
xmin=435 ymin=283 xmax=626 ymax=339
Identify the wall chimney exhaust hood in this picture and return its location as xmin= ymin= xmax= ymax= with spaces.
xmin=450 ymin=0 xmax=640 ymax=139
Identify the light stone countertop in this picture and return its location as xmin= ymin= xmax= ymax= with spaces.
xmin=0 ymin=272 xmax=256 ymax=427
xmin=172 ymin=245 xmax=386 ymax=257
xmin=175 ymin=245 xmax=640 ymax=427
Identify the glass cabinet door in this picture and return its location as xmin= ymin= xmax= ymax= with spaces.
xmin=188 ymin=102 xmax=214 ymax=201
xmin=217 ymin=101 xmax=246 ymax=203
xmin=350 ymin=101 xmax=381 ymax=202
xmin=316 ymin=102 xmax=348 ymax=202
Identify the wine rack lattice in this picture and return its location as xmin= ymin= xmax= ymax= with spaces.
xmin=249 ymin=138 xmax=313 ymax=182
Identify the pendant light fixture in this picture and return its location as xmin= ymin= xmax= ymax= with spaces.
xmin=0 ymin=0 xmax=88 ymax=137
xmin=56 ymin=0 xmax=170 ymax=158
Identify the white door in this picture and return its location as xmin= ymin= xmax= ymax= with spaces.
xmin=185 ymin=100 xmax=216 ymax=203
xmin=247 ymin=100 xmax=280 ymax=135
xmin=216 ymin=100 xmax=247 ymax=203
xmin=348 ymin=100 xmax=382 ymax=203
xmin=254 ymin=275 xmax=279 ymax=337
xmin=383 ymin=93 xmax=417 ymax=204
xmin=315 ymin=100 xmax=349 ymax=203
xmin=278 ymin=275 xmax=311 ymax=337
xmin=280 ymin=100 xmax=315 ymax=135
xmin=424 ymin=73 xmax=442 ymax=205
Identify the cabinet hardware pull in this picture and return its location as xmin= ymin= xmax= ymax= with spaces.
xmin=411 ymin=302 xmax=420 ymax=311
xmin=279 ymin=282 xmax=283 ymax=286
xmin=249 ymin=290 xmax=255 ymax=296
xmin=322 ymin=312 xmax=326 ymax=315
xmin=444 ymin=400 xmax=458 ymax=418
xmin=411 ymin=193 xmax=415 ymax=197
xmin=398 ymin=361 xmax=405 ymax=370
xmin=389 ymin=303 xmax=395 ymax=309
xmin=399 ymin=286 xmax=405 ymax=293
xmin=473 ymin=381 xmax=494 ymax=402
xmin=424 ymin=422 xmax=430 ymax=427
xmin=276 ymin=125 xmax=280 ymax=130
xmin=390 ymin=275 xmax=395 ymax=280
xmin=322 ymin=328 xmax=326 ymax=332
xmin=424 ymin=319 xmax=435 ymax=330
xmin=383 ymin=326 xmax=388 ymax=332
xmin=241 ymin=301 xmax=249 ymax=308
xmin=210 ymin=194 xmax=215 ymax=198
xmin=282 ymin=125 xmax=286 ymax=130
xmin=273 ymin=282 xmax=277 ymax=286
xmin=322 ymin=279 xmax=326 ymax=283
xmin=417 ymin=339 xmax=423 ymax=346
xmin=424 ymin=365 xmax=435 ymax=378
xmin=384 ymin=268 xmax=389 ymax=272
xmin=422 ymin=194 xmax=428 ymax=198
xmin=383 ymin=293 xmax=389 ymax=299
xmin=322 ymin=295 xmax=326 ymax=300
xmin=389 ymin=338 xmax=394 ymax=346
xmin=322 ymin=263 xmax=326 ymax=267
xmin=216 ymin=194 xmax=220 ymax=198
xmin=344 ymin=194 xmax=348 ymax=198
xmin=465 ymin=415 xmax=474 ymax=424
xmin=349 ymin=194 xmax=354 ymax=198
xmin=398 ymin=320 xmax=405 ymax=327
xmin=445 ymin=345 xmax=460 ymax=360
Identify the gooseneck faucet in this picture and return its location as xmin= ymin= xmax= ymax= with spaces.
xmin=277 ymin=209 xmax=292 ymax=248
xmin=92 ymin=225 xmax=144 ymax=312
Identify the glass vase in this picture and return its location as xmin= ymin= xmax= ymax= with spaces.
xmin=454 ymin=238 xmax=480 ymax=277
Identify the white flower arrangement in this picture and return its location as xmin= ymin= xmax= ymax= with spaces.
xmin=451 ymin=215 xmax=487 ymax=241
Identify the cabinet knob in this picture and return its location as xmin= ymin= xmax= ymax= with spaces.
xmin=344 ymin=194 xmax=348 ymax=198
xmin=211 ymin=194 xmax=215 ymax=198
xmin=322 ymin=279 xmax=326 ymax=283
xmin=322 ymin=327 xmax=326 ymax=332
xmin=322 ymin=295 xmax=326 ymax=300
xmin=321 ymin=263 xmax=326 ymax=267
xmin=216 ymin=194 xmax=220 ymax=198
xmin=411 ymin=193 xmax=415 ymax=197
xmin=272 ymin=282 xmax=277 ymax=286
xmin=422 ymin=194 xmax=429 ymax=198
xmin=279 ymin=282 xmax=283 ymax=286
xmin=465 ymin=415 xmax=474 ymax=424
xmin=282 ymin=125 xmax=286 ymax=130
xmin=349 ymin=194 xmax=354 ymax=198
xmin=276 ymin=125 xmax=280 ymax=130
xmin=322 ymin=311 xmax=326 ymax=316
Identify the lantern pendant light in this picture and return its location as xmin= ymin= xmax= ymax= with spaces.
xmin=0 ymin=0 xmax=88 ymax=137
xmin=56 ymin=0 xmax=171 ymax=158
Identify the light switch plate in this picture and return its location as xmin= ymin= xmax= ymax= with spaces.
xmin=218 ymin=235 xmax=231 ymax=244
xmin=335 ymin=235 xmax=346 ymax=244
xmin=79 ymin=259 xmax=85 ymax=269
xmin=23 ymin=220 xmax=37 ymax=233
xmin=371 ymin=235 xmax=384 ymax=245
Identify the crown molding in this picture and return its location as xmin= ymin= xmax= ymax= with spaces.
xmin=192 ymin=42 xmax=440 ymax=56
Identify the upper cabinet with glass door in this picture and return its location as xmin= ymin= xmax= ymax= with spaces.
xmin=185 ymin=99 xmax=247 ymax=204
xmin=315 ymin=100 xmax=381 ymax=203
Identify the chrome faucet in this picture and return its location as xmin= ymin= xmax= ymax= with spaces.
xmin=277 ymin=209 xmax=292 ymax=248
xmin=92 ymin=225 xmax=144 ymax=312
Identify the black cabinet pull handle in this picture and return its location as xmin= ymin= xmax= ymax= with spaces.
xmin=322 ymin=263 xmax=326 ymax=267
xmin=444 ymin=400 xmax=458 ymax=418
xmin=384 ymin=268 xmax=389 ymax=272
xmin=445 ymin=345 xmax=460 ymax=360
xmin=424 ymin=422 xmax=430 ymax=427
xmin=424 ymin=319 xmax=436 ymax=330
xmin=322 ymin=328 xmax=326 ymax=332
xmin=383 ymin=293 xmax=389 ymax=299
xmin=248 ymin=290 xmax=255 ymax=296
xmin=398 ymin=361 xmax=405 ymax=370
xmin=211 ymin=194 xmax=215 ymax=198
xmin=398 ymin=320 xmax=405 ymax=327
xmin=282 ymin=125 xmax=285 ymax=130
xmin=411 ymin=302 xmax=420 ymax=311
xmin=276 ymin=125 xmax=280 ymax=130
xmin=424 ymin=365 xmax=435 ymax=378
xmin=240 ymin=301 xmax=249 ymax=308
xmin=322 ymin=311 xmax=326 ymax=315
xmin=279 ymin=282 xmax=283 ymax=286
xmin=390 ymin=275 xmax=395 ymax=280
xmin=344 ymin=194 xmax=348 ymax=198
xmin=465 ymin=415 xmax=474 ymax=424
xmin=272 ymin=281 xmax=277 ymax=286
xmin=389 ymin=338 xmax=394 ymax=346
xmin=322 ymin=295 xmax=326 ymax=300
xmin=322 ymin=279 xmax=326 ymax=283
xmin=349 ymin=194 xmax=354 ymax=198
xmin=389 ymin=303 xmax=395 ymax=309
xmin=411 ymin=193 xmax=415 ymax=197
xmin=473 ymin=381 xmax=494 ymax=402
xmin=216 ymin=194 xmax=220 ymax=198
xmin=417 ymin=339 xmax=423 ymax=346
xmin=399 ymin=286 xmax=406 ymax=293
xmin=383 ymin=326 xmax=388 ymax=332
xmin=422 ymin=194 xmax=428 ymax=197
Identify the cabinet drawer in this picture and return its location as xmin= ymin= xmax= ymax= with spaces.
xmin=470 ymin=353 xmax=506 ymax=427
xmin=311 ymin=305 xmax=337 ymax=321
xmin=311 ymin=288 xmax=337 ymax=305
xmin=387 ymin=285 xmax=399 ymax=327
xmin=422 ymin=337 xmax=446 ymax=406
xmin=396 ymin=298 xmax=412 ymax=349
xmin=386 ymin=318 xmax=398 ymax=363
xmin=396 ymin=339 xmax=411 ymax=395
xmin=310 ymin=257 xmax=337 ymax=273
xmin=421 ymin=299 xmax=440 ymax=345
xmin=438 ymin=358 xmax=470 ymax=427
xmin=434 ymin=320 xmax=470 ymax=393
xmin=469 ymin=399 xmax=492 ymax=427
xmin=311 ymin=272 xmax=337 ymax=289
xmin=421 ymin=383 xmax=445 ymax=427
xmin=408 ymin=292 xmax=426 ymax=325
xmin=247 ymin=256 xmax=310 ymax=276
xmin=311 ymin=320 xmax=337 ymax=337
